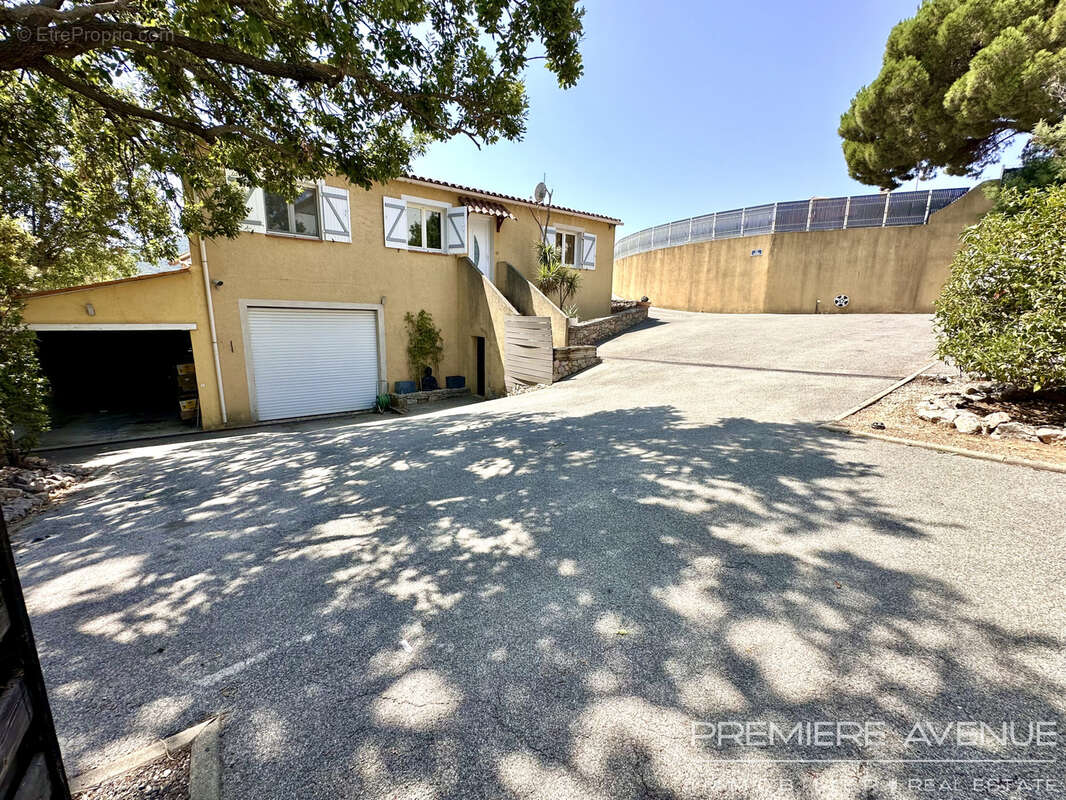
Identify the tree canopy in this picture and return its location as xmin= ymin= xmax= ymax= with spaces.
xmin=840 ymin=0 xmax=1066 ymax=189
xmin=0 ymin=217 xmax=49 ymax=460
xmin=0 ymin=0 xmax=585 ymax=240
xmin=0 ymin=79 xmax=176 ymax=288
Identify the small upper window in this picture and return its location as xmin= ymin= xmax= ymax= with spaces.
xmin=555 ymin=231 xmax=577 ymax=266
xmin=265 ymin=188 xmax=320 ymax=237
xmin=408 ymin=204 xmax=443 ymax=251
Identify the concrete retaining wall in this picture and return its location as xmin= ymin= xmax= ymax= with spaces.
xmin=613 ymin=185 xmax=993 ymax=314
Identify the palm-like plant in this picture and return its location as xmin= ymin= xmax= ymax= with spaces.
xmin=534 ymin=241 xmax=581 ymax=316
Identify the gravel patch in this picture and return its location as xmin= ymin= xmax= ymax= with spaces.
xmin=840 ymin=375 xmax=1066 ymax=466
xmin=73 ymin=748 xmax=189 ymax=800
xmin=1 ymin=455 xmax=95 ymax=527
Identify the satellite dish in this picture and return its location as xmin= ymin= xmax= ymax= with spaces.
xmin=534 ymin=181 xmax=548 ymax=203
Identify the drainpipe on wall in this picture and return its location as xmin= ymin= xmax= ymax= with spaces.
xmin=198 ymin=236 xmax=228 ymax=424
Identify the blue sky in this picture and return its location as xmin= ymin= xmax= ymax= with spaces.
xmin=411 ymin=0 xmax=1025 ymax=235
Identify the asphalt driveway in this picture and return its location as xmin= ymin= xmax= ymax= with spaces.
xmin=13 ymin=311 xmax=1066 ymax=799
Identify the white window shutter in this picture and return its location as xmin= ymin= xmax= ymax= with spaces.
xmin=383 ymin=196 xmax=407 ymax=249
xmin=581 ymin=232 xmax=597 ymax=269
xmin=445 ymin=205 xmax=468 ymax=254
xmin=319 ymin=182 xmax=352 ymax=243
xmin=240 ymin=186 xmax=266 ymax=234
xmin=544 ymin=225 xmax=557 ymax=249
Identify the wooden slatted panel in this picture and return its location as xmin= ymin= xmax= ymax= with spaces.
xmin=0 ymin=681 xmax=31 ymax=798
xmin=505 ymin=316 xmax=553 ymax=386
xmin=0 ymin=514 xmax=70 ymax=800
xmin=12 ymin=754 xmax=49 ymax=800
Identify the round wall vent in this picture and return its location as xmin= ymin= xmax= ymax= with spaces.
xmin=834 ymin=294 xmax=850 ymax=308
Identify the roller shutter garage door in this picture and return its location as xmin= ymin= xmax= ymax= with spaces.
xmin=246 ymin=307 xmax=380 ymax=421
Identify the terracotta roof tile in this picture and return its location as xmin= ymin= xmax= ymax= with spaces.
xmin=401 ymin=174 xmax=622 ymax=225
xmin=458 ymin=196 xmax=516 ymax=219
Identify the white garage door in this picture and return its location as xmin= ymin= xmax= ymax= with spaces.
xmin=246 ymin=307 xmax=380 ymax=421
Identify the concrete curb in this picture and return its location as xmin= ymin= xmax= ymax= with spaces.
xmin=821 ymin=360 xmax=1066 ymax=475
xmin=822 ymin=423 xmax=1066 ymax=475
xmin=827 ymin=361 xmax=938 ymax=423
xmin=189 ymin=715 xmax=223 ymax=800
xmin=68 ymin=716 xmax=216 ymax=793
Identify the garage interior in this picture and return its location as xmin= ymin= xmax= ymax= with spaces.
xmin=34 ymin=329 xmax=201 ymax=449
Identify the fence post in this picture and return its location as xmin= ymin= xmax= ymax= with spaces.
xmin=881 ymin=192 xmax=891 ymax=227
xmin=922 ymin=189 xmax=934 ymax=224
xmin=687 ymin=217 xmax=693 ymax=244
xmin=711 ymin=212 xmax=717 ymax=240
xmin=771 ymin=202 xmax=778 ymax=233
xmin=842 ymin=196 xmax=851 ymax=230
xmin=740 ymin=208 xmax=746 ymax=236
xmin=805 ymin=199 xmax=813 ymax=232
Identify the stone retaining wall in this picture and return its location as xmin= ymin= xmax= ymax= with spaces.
xmin=567 ymin=305 xmax=649 ymax=346
xmin=389 ymin=387 xmax=470 ymax=413
xmin=553 ymin=346 xmax=601 ymax=381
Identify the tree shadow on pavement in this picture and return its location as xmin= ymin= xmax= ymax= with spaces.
xmin=12 ymin=405 xmax=1065 ymax=799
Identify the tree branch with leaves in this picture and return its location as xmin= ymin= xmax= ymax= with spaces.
xmin=839 ymin=0 xmax=1066 ymax=189
xmin=1 ymin=0 xmax=586 ymax=237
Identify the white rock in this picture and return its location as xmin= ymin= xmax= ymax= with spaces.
xmin=1036 ymin=427 xmax=1066 ymax=444
xmin=917 ymin=403 xmax=959 ymax=424
xmin=991 ymin=421 xmax=1039 ymax=441
xmin=933 ymin=393 xmax=969 ymax=409
xmin=981 ymin=411 xmax=1011 ymax=432
xmin=954 ymin=412 xmax=983 ymax=434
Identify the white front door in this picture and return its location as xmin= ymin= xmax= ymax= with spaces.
xmin=468 ymin=214 xmax=493 ymax=279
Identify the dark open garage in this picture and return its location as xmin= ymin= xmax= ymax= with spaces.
xmin=33 ymin=328 xmax=201 ymax=448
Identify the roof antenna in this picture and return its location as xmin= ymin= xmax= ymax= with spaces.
xmin=534 ymin=175 xmax=549 ymax=204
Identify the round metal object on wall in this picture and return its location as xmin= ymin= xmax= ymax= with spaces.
xmin=834 ymin=294 xmax=850 ymax=308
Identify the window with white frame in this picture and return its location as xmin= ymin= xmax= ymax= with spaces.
xmin=554 ymin=229 xmax=578 ymax=266
xmin=265 ymin=187 xmax=320 ymax=237
xmin=407 ymin=204 xmax=444 ymax=251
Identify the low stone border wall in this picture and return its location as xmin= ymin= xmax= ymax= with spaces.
xmin=553 ymin=346 xmax=601 ymax=381
xmin=568 ymin=305 xmax=649 ymax=346
xmin=389 ymin=387 xmax=469 ymax=413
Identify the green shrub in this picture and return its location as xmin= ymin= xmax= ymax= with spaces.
xmin=404 ymin=310 xmax=444 ymax=389
xmin=935 ymin=185 xmax=1066 ymax=391
xmin=0 ymin=218 xmax=49 ymax=463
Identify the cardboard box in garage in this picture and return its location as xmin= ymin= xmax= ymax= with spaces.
xmin=176 ymin=363 xmax=197 ymax=392
xmin=178 ymin=397 xmax=199 ymax=421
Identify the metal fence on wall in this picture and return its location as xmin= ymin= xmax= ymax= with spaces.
xmin=614 ymin=187 xmax=970 ymax=260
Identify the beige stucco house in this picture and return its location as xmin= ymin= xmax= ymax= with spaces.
xmin=22 ymin=175 xmax=621 ymax=436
